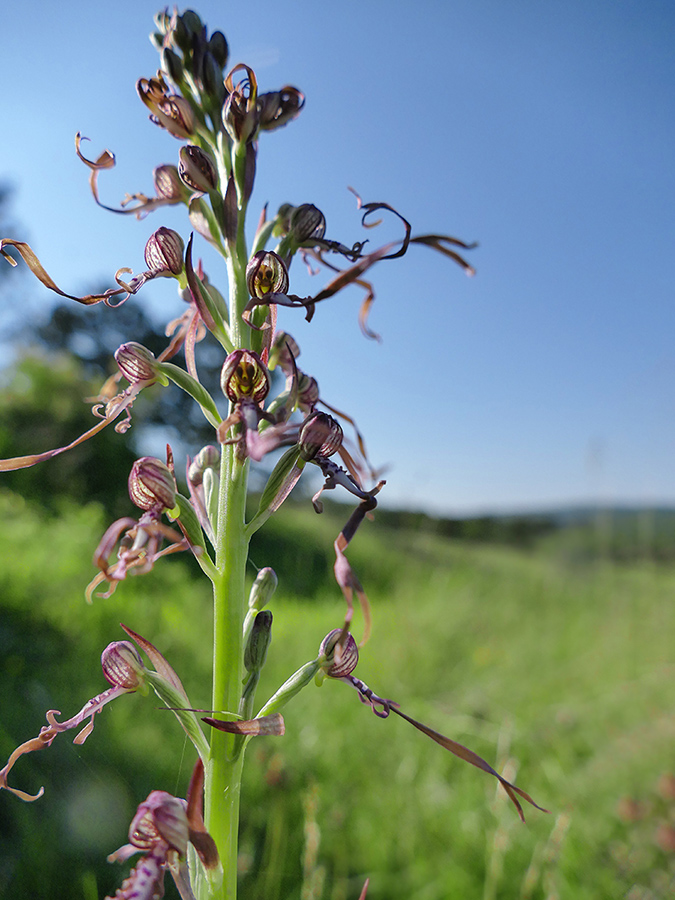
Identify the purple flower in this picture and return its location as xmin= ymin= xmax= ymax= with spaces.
xmin=106 ymin=760 xmax=219 ymax=900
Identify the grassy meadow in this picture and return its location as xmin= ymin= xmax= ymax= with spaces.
xmin=1 ymin=489 xmax=675 ymax=899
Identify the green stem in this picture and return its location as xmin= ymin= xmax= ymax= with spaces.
xmin=203 ymin=442 xmax=249 ymax=900
xmin=201 ymin=149 xmax=253 ymax=899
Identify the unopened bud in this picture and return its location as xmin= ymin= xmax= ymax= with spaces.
xmin=178 ymin=10 xmax=204 ymax=42
xmin=290 ymin=204 xmax=326 ymax=243
xmin=299 ymin=411 xmax=343 ymax=461
xmin=153 ymin=165 xmax=186 ymax=201
xmin=297 ymin=373 xmax=320 ymax=410
xmin=201 ymin=51 xmax=226 ymax=107
xmin=244 ymin=610 xmax=273 ymax=673
xmin=207 ymin=31 xmax=229 ymax=69
xmin=161 ymin=47 xmax=184 ymax=84
xmin=268 ymin=331 xmax=300 ymax=372
xmin=128 ymin=457 xmax=177 ymax=511
xmin=248 ymin=566 xmax=278 ymax=612
xmin=188 ymin=444 xmax=220 ymax=486
xmin=115 ymin=342 xmax=159 ymax=384
xmin=246 ymin=251 xmax=289 ymax=300
xmin=179 ymin=144 xmax=218 ymax=193
xmin=172 ymin=15 xmax=194 ymax=53
xmin=319 ymin=629 xmax=359 ymax=678
xmin=144 ymin=227 xmax=185 ymax=276
xmin=221 ymin=350 xmax=270 ymax=404
xmin=101 ymin=641 xmax=145 ymax=690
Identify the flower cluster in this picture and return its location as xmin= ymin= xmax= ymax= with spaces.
xmin=0 ymin=7 xmax=545 ymax=900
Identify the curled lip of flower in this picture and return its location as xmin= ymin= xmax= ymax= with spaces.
xmin=0 ymin=379 xmax=152 ymax=475
xmin=86 ymin=509 xmax=189 ymax=602
xmin=0 ymin=235 xmax=152 ymax=309
xmin=249 ymin=193 xmax=475 ymax=342
xmin=0 ymin=644 xmax=144 ymax=801
xmin=326 ymin=669 xmax=549 ymax=822
xmin=223 ymin=63 xmax=259 ymax=143
xmin=75 ymin=138 xmax=190 ymax=220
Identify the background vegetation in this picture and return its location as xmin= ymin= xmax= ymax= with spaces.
xmin=1 ymin=256 xmax=674 ymax=897
xmin=1 ymin=469 xmax=674 ymax=898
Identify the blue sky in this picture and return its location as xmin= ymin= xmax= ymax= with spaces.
xmin=1 ymin=0 xmax=674 ymax=514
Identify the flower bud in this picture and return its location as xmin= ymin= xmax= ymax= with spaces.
xmin=290 ymin=204 xmax=326 ymax=243
xmin=244 ymin=610 xmax=273 ymax=673
xmin=258 ymin=86 xmax=305 ymax=131
xmin=161 ymin=47 xmax=184 ymax=84
xmin=115 ymin=342 xmax=159 ymax=384
xmin=153 ymin=164 xmax=186 ymax=201
xmin=179 ymin=144 xmax=218 ymax=193
xmin=246 ymin=251 xmax=289 ymax=300
xmin=207 ymin=31 xmax=229 ymax=69
xmin=172 ymin=15 xmax=194 ymax=53
xmin=297 ymin=373 xmax=320 ymax=410
xmin=178 ymin=9 xmax=204 ymax=42
xmin=128 ymin=457 xmax=177 ymax=511
xmin=101 ymin=641 xmax=146 ymax=690
xmin=201 ymin=51 xmax=226 ymax=108
xmin=188 ymin=444 xmax=220 ymax=487
xmin=319 ymin=629 xmax=359 ymax=678
xmin=268 ymin=331 xmax=300 ymax=372
xmin=299 ymin=412 xmax=343 ymax=461
xmin=248 ymin=566 xmax=278 ymax=611
xmin=221 ymin=350 xmax=270 ymax=404
xmin=144 ymin=227 xmax=185 ymax=276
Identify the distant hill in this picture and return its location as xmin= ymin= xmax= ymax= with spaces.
xmin=301 ymin=499 xmax=675 ymax=561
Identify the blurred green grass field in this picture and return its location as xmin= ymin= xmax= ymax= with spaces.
xmin=1 ymin=490 xmax=674 ymax=899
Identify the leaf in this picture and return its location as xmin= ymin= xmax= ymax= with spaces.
xmin=158 ymin=362 xmax=222 ymax=427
